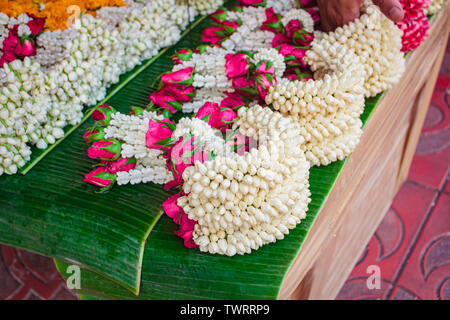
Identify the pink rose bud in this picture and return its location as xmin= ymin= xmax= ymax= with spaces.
xmin=277 ymin=44 xmax=308 ymax=67
xmin=146 ymin=118 xmax=176 ymax=150
xmin=238 ymin=0 xmax=266 ymax=7
xmin=306 ymin=8 xmax=320 ymax=23
xmin=91 ymin=104 xmax=116 ymax=125
xmin=165 ymin=85 xmax=195 ymax=103
xmin=211 ymin=7 xmax=229 ymax=23
xmin=221 ymin=20 xmax=240 ymax=34
xmin=149 ymin=89 xmax=183 ymax=113
xmin=225 ymin=53 xmax=251 ymax=79
xmin=104 ymin=157 xmax=136 ymax=174
xmin=285 ymin=67 xmax=314 ymax=81
xmin=232 ymin=75 xmax=258 ymax=98
xmin=220 ymin=91 xmax=246 ymax=109
xmin=161 ymin=67 xmax=194 ymax=88
xmin=271 ymin=32 xmax=290 ymax=48
xmin=174 ymin=212 xmax=199 ymax=249
xmin=129 ymin=106 xmax=145 ymax=116
xmin=256 ymin=73 xmax=276 ymax=100
xmin=14 ymin=39 xmax=36 ymax=58
xmin=172 ymin=48 xmax=194 ymax=64
xmin=255 ymin=60 xmax=275 ymax=77
xmin=83 ymin=127 xmax=105 ymax=142
xmin=84 ymin=167 xmax=116 ymax=190
xmin=165 ymin=136 xmax=211 ymax=190
xmin=201 ymin=26 xmax=228 ymax=45
xmin=87 ymin=139 xmax=122 ymax=161
xmin=297 ymin=0 xmax=317 ymax=8
xmin=163 ymin=192 xmax=183 ymax=225
xmin=261 ymin=8 xmax=283 ymax=33
xmin=195 ymin=102 xmax=221 ymax=125
xmin=27 ymin=15 xmax=46 ymax=36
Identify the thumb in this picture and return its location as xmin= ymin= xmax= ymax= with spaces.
xmin=372 ymin=0 xmax=405 ymax=22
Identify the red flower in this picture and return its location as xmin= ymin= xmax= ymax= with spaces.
xmin=104 ymin=158 xmax=136 ymax=174
xmin=161 ymin=67 xmax=194 ymax=88
xmin=201 ymin=26 xmax=228 ymax=45
xmin=396 ymin=0 xmax=430 ymax=52
xmin=149 ymin=88 xmax=183 ymax=113
xmin=220 ymin=91 xmax=246 ymax=109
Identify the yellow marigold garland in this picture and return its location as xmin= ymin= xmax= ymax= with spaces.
xmin=0 ymin=0 xmax=125 ymax=31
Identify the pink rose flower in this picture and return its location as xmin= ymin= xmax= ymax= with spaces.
xmin=149 ymin=89 xmax=183 ymax=113
xmin=272 ymin=32 xmax=290 ymax=48
xmin=83 ymin=127 xmax=105 ymax=142
xmin=256 ymin=73 xmax=276 ymax=100
xmin=165 ymin=136 xmax=211 ymax=190
xmin=172 ymin=48 xmax=194 ymax=64
xmin=163 ymin=192 xmax=199 ymax=249
xmin=165 ymin=85 xmax=195 ymax=103
xmin=87 ymin=139 xmax=122 ymax=161
xmin=238 ymin=0 xmax=266 ymax=7
xmin=201 ymin=26 xmax=228 ymax=45
xmin=225 ymin=53 xmax=250 ymax=79
xmin=163 ymin=192 xmax=183 ymax=224
xmin=174 ymin=212 xmax=199 ymax=249
xmin=84 ymin=167 xmax=116 ymax=189
xmin=210 ymin=7 xmax=229 ymax=23
xmin=104 ymin=157 xmax=136 ymax=174
xmin=261 ymin=8 xmax=283 ymax=33
xmin=255 ymin=60 xmax=275 ymax=77
xmin=27 ymin=15 xmax=45 ymax=36
xmin=161 ymin=67 xmax=194 ymax=88
xmin=285 ymin=67 xmax=314 ymax=81
xmin=232 ymin=75 xmax=258 ymax=98
xmin=91 ymin=104 xmax=116 ymax=124
xmin=220 ymin=91 xmax=246 ymax=109
xmin=195 ymin=102 xmax=237 ymax=132
xmin=146 ymin=118 xmax=176 ymax=150
xmin=396 ymin=0 xmax=429 ymax=52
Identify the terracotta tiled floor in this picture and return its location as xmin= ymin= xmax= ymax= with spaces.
xmin=0 ymin=42 xmax=449 ymax=301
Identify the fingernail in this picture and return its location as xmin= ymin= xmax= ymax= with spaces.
xmin=388 ymin=6 xmax=404 ymax=22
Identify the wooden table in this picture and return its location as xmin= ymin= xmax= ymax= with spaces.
xmin=279 ymin=3 xmax=450 ymax=299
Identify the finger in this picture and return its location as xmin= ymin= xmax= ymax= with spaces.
xmin=372 ymin=0 xmax=404 ymax=22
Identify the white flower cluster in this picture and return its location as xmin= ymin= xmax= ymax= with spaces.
xmin=180 ymin=0 xmax=226 ymax=15
xmin=174 ymin=46 xmax=233 ymax=113
xmin=266 ymin=36 xmax=366 ymax=166
xmin=425 ymin=0 xmax=445 ymax=15
xmin=313 ymin=1 xmax=405 ymax=97
xmin=222 ymin=6 xmax=273 ymax=52
xmin=178 ymin=106 xmax=310 ymax=256
xmin=0 ymin=0 xmax=224 ymax=176
xmin=103 ymin=111 xmax=172 ymax=185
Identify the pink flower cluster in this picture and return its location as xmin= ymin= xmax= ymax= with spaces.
xmin=149 ymin=67 xmax=195 ymax=113
xmin=261 ymin=6 xmax=316 ymax=81
xmin=0 ymin=14 xmax=45 ymax=67
xmin=201 ymin=7 xmax=243 ymax=45
xmin=83 ymin=104 xmax=137 ymax=192
xmin=396 ymin=0 xmax=430 ymax=52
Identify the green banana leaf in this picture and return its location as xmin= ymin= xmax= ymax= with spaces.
xmin=53 ymin=92 xmax=382 ymax=300
xmin=0 ymin=0 xmax=386 ymax=299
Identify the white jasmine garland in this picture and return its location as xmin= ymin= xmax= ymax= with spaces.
xmin=313 ymin=1 xmax=405 ymax=97
xmin=103 ymin=111 xmax=172 ymax=185
xmin=179 ymin=106 xmax=311 ymax=256
xmin=425 ymin=0 xmax=445 ymax=15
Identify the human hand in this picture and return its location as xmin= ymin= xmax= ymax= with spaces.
xmin=317 ymin=0 xmax=405 ymax=32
